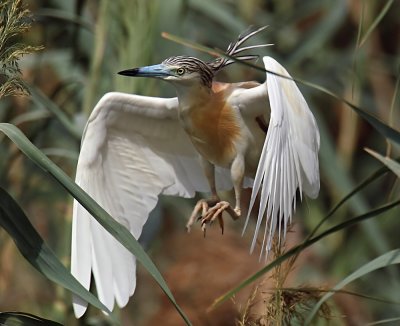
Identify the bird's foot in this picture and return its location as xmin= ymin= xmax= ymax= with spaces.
xmin=186 ymin=198 xmax=219 ymax=233
xmin=200 ymin=201 xmax=241 ymax=236
xmin=186 ymin=199 xmax=241 ymax=236
xmin=199 ymin=201 xmax=241 ymax=236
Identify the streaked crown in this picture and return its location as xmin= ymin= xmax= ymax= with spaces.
xmin=163 ymin=26 xmax=271 ymax=88
xmin=162 ymin=56 xmax=215 ymax=88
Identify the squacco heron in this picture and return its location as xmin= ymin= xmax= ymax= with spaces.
xmin=71 ymin=26 xmax=320 ymax=317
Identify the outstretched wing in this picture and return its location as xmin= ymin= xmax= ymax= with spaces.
xmin=243 ymin=56 xmax=320 ymax=259
xmin=71 ymin=92 xmax=234 ymax=317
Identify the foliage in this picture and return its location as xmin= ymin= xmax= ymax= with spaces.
xmin=0 ymin=0 xmax=41 ymax=97
xmin=0 ymin=311 xmax=63 ymax=325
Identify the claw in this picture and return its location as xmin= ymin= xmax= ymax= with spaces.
xmin=202 ymin=223 xmax=207 ymax=237
xmin=218 ymin=215 xmax=224 ymax=234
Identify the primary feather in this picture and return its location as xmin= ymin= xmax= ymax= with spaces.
xmin=243 ymin=57 xmax=320 ymax=259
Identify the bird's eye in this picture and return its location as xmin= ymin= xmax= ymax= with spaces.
xmin=176 ymin=68 xmax=185 ymax=75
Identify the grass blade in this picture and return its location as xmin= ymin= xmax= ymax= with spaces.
xmin=305 ymin=249 xmax=400 ymax=324
xmin=298 ymin=80 xmax=400 ymax=146
xmin=280 ymin=287 xmax=400 ymax=306
xmin=0 ymin=312 xmax=62 ymax=326
xmin=366 ymin=148 xmax=400 ymax=179
xmin=306 ymin=156 xmax=399 ymax=240
xmin=0 ymin=187 xmax=111 ymax=317
xmin=359 ymin=0 xmax=394 ymax=47
xmin=366 ymin=317 xmax=400 ymax=326
xmin=0 ymin=123 xmax=192 ymax=325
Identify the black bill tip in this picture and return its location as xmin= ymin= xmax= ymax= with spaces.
xmin=117 ymin=68 xmax=139 ymax=77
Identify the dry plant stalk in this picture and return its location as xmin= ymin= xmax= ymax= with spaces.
xmin=237 ymin=228 xmax=331 ymax=325
xmin=0 ymin=0 xmax=41 ymax=98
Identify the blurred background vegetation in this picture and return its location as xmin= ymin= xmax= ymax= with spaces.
xmin=1 ymin=0 xmax=400 ymax=325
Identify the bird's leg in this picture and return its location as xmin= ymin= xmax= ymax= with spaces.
xmin=231 ymin=153 xmax=245 ymax=216
xmin=186 ymin=159 xmax=220 ymax=232
xmin=200 ymin=154 xmax=244 ymax=233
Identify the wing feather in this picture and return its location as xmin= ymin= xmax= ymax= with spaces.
xmin=243 ymin=57 xmax=320 ymax=259
xmin=71 ymin=197 xmax=92 ymax=317
xmin=71 ymin=92 xmax=235 ymax=317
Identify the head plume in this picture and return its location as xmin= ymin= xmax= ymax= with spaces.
xmin=209 ymin=26 xmax=272 ymax=73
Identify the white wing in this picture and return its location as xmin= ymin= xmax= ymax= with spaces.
xmin=71 ymin=92 xmax=236 ymax=317
xmin=243 ymin=56 xmax=320 ymax=259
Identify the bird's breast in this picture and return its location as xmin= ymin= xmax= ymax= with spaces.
xmin=179 ymin=97 xmax=242 ymax=167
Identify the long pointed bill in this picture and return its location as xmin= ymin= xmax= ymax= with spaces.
xmin=118 ymin=64 xmax=172 ymax=78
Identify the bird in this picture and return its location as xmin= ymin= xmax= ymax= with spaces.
xmin=71 ymin=26 xmax=320 ymax=318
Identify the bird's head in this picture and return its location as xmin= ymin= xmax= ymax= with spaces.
xmin=118 ymin=56 xmax=214 ymax=89
xmin=118 ymin=26 xmax=272 ymax=91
